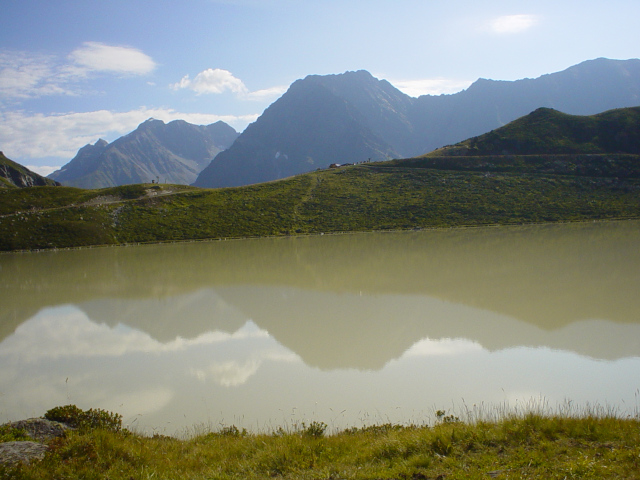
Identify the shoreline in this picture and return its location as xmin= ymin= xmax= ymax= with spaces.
xmin=2 ymin=215 xmax=639 ymax=255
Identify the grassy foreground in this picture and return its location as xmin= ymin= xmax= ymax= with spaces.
xmin=3 ymin=412 xmax=640 ymax=479
xmin=2 ymin=155 xmax=640 ymax=251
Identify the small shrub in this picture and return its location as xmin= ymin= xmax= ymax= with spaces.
xmin=0 ymin=424 xmax=32 ymax=442
xmin=302 ymin=421 xmax=327 ymax=438
xmin=218 ymin=425 xmax=248 ymax=437
xmin=82 ymin=408 xmax=123 ymax=432
xmin=44 ymin=405 xmax=122 ymax=433
xmin=343 ymin=423 xmax=405 ymax=436
xmin=44 ymin=405 xmax=85 ymax=428
xmin=436 ymin=410 xmax=460 ymax=424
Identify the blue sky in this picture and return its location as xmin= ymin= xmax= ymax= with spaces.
xmin=1 ymin=0 xmax=639 ymax=175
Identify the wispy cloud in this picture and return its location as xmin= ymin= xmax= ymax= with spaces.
xmin=0 ymin=108 xmax=258 ymax=162
xmin=245 ymin=84 xmax=288 ymax=101
xmin=0 ymin=51 xmax=77 ymax=100
xmin=68 ymin=42 xmax=157 ymax=76
xmin=488 ymin=14 xmax=539 ymax=34
xmin=172 ymin=68 xmax=287 ymax=101
xmin=390 ymin=77 xmax=473 ymax=97
xmin=0 ymin=43 xmax=156 ymax=101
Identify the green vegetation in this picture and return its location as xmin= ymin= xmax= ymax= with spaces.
xmin=0 ymin=425 xmax=31 ymax=443
xmin=44 ymin=405 xmax=123 ymax=434
xmin=3 ymin=406 xmax=640 ymax=479
xmin=429 ymin=106 xmax=640 ymax=156
xmin=1 ymin=157 xmax=640 ymax=251
xmin=2 ymin=106 xmax=640 ymax=251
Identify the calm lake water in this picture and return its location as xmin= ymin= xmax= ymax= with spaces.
xmin=1 ymin=221 xmax=640 ymax=434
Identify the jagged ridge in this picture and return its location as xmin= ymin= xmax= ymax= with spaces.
xmin=49 ymin=119 xmax=238 ymax=189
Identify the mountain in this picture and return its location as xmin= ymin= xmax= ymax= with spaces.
xmin=49 ymin=119 xmax=238 ymax=188
xmin=429 ymin=106 xmax=640 ymax=156
xmin=195 ymin=58 xmax=640 ymax=188
xmin=412 ymin=58 xmax=640 ymax=153
xmin=195 ymin=71 xmax=402 ymax=187
xmin=0 ymin=151 xmax=60 ymax=188
xmin=194 ymin=70 xmax=408 ymax=188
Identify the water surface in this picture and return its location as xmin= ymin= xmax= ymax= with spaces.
xmin=1 ymin=221 xmax=639 ymax=433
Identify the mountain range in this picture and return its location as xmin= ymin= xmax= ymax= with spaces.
xmin=48 ymin=119 xmax=238 ymax=188
xmin=195 ymin=57 xmax=640 ymax=188
xmin=3 ymin=104 xmax=640 ymax=252
xmin=43 ymin=58 xmax=640 ymax=190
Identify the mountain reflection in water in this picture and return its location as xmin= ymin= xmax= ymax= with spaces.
xmin=1 ymin=221 xmax=639 ymax=432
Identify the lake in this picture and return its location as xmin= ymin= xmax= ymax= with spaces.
xmin=1 ymin=221 xmax=640 ymax=435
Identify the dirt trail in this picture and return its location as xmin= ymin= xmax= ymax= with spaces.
xmin=0 ymin=186 xmax=193 ymax=219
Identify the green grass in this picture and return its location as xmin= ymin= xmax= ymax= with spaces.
xmin=1 ymin=158 xmax=640 ymax=251
xmin=3 ymin=411 xmax=640 ymax=479
xmin=429 ymin=106 xmax=640 ymax=156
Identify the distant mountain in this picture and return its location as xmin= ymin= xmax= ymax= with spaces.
xmin=49 ymin=119 xmax=238 ymax=188
xmin=194 ymin=70 xmax=408 ymax=188
xmin=195 ymin=71 xmax=401 ymax=187
xmin=195 ymin=58 xmax=640 ymax=188
xmin=0 ymin=151 xmax=59 ymax=188
xmin=430 ymin=106 xmax=640 ymax=156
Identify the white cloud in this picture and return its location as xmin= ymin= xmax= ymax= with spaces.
xmin=0 ymin=307 xmax=273 ymax=362
xmin=172 ymin=68 xmax=248 ymax=95
xmin=391 ymin=77 xmax=473 ymax=97
xmin=189 ymin=349 xmax=299 ymax=387
xmin=245 ymin=84 xmax=288 ymax=101
xmin=26 ymin=165 xmax=60 ymax=176
xmin=190 ymin=360 xmax=261 ymax=387
xmin=172 ymin=68 xmax=286 ymax=101
xmin=0 ymin=108 xmax=258 ymax=161
xmin=68 ymin=42 xmax=157 ymax=76
xmin=404 ymin=338 xmax=484 ymax=357
xmin=489 ymin=14 xmax=539 ymax=34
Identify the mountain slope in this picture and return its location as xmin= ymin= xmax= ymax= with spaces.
xmin=0 ymin=151 xmax=60 ymax=188
xmin=195 ymin=58 xmax=640 ymax=188
xmin=49 ymin=119 xmax=238 ymax=188
xmin=428 ymin=106 xmax=640 ymax=156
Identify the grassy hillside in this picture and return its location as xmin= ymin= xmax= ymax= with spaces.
xmin=1 ymin=158 xmax=639 ymax=251
xmin=429 ymin=106 xmax=640 ymax=156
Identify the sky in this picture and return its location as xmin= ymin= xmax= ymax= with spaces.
xmin=1 ymin=0 xmax=639 ymax=175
